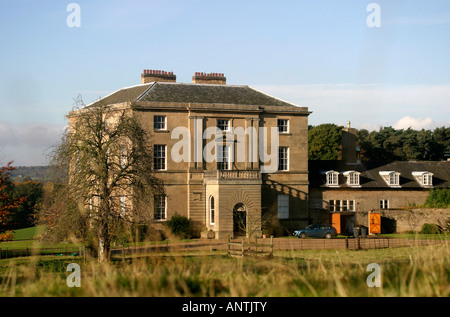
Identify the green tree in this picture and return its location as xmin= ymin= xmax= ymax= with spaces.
xmin=49 ymin=97 xmax=164 ymax=262
xmin=308 ymin=124 xmax=343 ymax=160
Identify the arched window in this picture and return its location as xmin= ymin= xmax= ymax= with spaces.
xmin=209 ymin=196 xmax=215 ymax=225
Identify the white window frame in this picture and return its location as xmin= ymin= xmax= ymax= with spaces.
xmin=277 ymin=119 xmax=289 ymax=133
xmin=154 ymin=145 xmax=167 ymax=171
xmin=154 ymin=195 xmax=167 ymax=220
xmin=217 ymin=145 xmax=231 ymax=170
xmin=344 ymin=171 xmax=360 ymax=186
xmin=217 ymin=119 xmax=230 ymax=132
xmin=412 ymin=171 xmax=433 ymax=187
xmin=209 ymin=196 xmax=215 ymax=225
xmin=379 ymin=171 xmax=401 ymax=188
xmin=278 ymin=146 xmax=289 ymax=171
xmin=380 ymin=199 xmax=389 ymax=209
xmin=154 ymin=115 xmax=167 ymax=131
xmin=277 ymin=195 xmax=289 ymax=219
xmin=329 ymin=200 xmax=356 ymax=212
xmin=326 ymin=171 xmax=339 ymax=186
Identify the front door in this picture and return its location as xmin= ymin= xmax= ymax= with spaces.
xmin=331 ymin=213 xmax=341 ymax=234
xmin=233 ymin=203 xmax=246 ymax=237
xmin=369 ymin=212 xmax=381 ymax=234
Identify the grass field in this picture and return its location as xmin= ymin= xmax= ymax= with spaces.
xmin=0 ymin=226 xmax=448 ymax=297
xmin=0 ymin=243 xmax=448 ymax=297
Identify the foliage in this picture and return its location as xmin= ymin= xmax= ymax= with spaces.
xmin=0 ymin=162 xmax=27 ymax=241
xmin=165 ymin=214 xmax=193 ymax=239
xmin=357 ymin=126 xmax=450 ymax=161
xmin=9 ymin=181 xmax=43 ymax=229
xmin=420 ymin=223 xmax=443 ymax=234
xmin=46 ymin=96 xmax=164 ymax=262
xmin=424 ymin=188 xmax=450 ymax=208
xmin=308 ymin=124 xmax=343 ymax=160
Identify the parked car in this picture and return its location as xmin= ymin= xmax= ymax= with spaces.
xmin=293 ymin=224 xmax=337 ymax=239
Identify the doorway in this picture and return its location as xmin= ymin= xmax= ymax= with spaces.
xmin=233 ymin=203 xmax=246 ymax=237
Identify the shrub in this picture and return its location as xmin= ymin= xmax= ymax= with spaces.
xmin=424 ymin=188 xmax=450 ymax=208
xmin=165 ymin=214 xmax=193 ymax=239
xmin=420 ymin=223 xmax=442 ymax=234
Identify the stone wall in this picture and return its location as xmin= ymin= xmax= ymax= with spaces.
xmin=358 ymin=208 xmax=450 ymax=233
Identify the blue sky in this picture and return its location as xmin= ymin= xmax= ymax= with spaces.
xmin=0 ymin=0 xmax=449 ymax=165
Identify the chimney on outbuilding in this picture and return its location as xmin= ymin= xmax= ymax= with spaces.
xmin=342 ymin=121 xmax=359 ymax=163
xmin=192 ymin=72 xmax=226 ymax=85
xmin=141 ymin=69 xmax=176 ymax=84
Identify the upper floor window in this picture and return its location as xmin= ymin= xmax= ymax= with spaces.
xmin=412 ymin=171 xmax=433 ymax=187
xmin=379 ymin=171 xmax=401 ymax=187
xmin=217 ymin=145 xmax=231 ymax=170
xmin=278 ymin=147 xmax=289 ymax=171
xmin=154 ymin=145 xmax=167 ymax=170
xmin=154 ymin=115 xmax=167 ymax=131
xmin=343 ymin=171 xmax=360 ymax=186
xmin=325 ymin=171 xmax=339 ymax=186
xmin=277 ymin=119 xmax=289 ymax=133
xmin=217 ymin=119 xmax=230 ymax=132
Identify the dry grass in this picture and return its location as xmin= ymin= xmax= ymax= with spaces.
xmin=0 ymin=242 xmax=448 ymax=297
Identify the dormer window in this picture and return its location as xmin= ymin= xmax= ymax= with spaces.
xmin=325 ymin=171 xmax=339 ymax=187
xmin=343 ymin=171 xmax=360 ymax=187
xmin=412 ymin=171 xmax=433 ymax=187
xmin=379 ymin=171 xmax=401 ymax=188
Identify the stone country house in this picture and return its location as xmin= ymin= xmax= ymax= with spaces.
xmin=69 ymin=70 xmax=311 ymax=239
xmin=68 ymin=70 xmax=450 ymax=238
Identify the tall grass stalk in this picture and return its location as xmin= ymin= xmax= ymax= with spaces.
xmin=0 ymin=242 xmax=448 ymax=297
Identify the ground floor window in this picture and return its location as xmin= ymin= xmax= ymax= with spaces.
xmin=154 ymin=195 xmax=167 ymax=220
xmin=379 ymin=199 xmax=389 ymax=209
xmin=277 ymin=195 xmax=289 ymax=219
xmin=329 ymin=200 xmax=356 ymax=212
xmin=209 ymin=196 xmax=215 ymax=225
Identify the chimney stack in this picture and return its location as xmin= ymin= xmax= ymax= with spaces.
xmin=141 ymin=69 xmax=176 ymax=84
xmin=192 ymin=72 xmax=226 ymax=85
xmin=342 ymin=121 xmax=358 ymax=163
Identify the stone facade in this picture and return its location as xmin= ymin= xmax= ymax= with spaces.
xmin=73 ymin=69 xmax=311 ymax=239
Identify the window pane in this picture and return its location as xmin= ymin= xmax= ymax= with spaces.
xmin=217 ymin=145 xmax=230 ymax=170
xmin=277 ymin=195 xmax=289 ymax=219
xmin=278 ymin=147 xmax=288 ymax=171
xmin=217 ymin=119 xmax=229 ymax=131
xmin=277 ymin=119 xmax=289 ymax=133
xmin=154 ymin=145 xmax=166 ymax=170
xmin=210 ymin=196 xmax=215 ymax=224
xmin=154 ymin=116 xmax=166 ymax=130
xmin=154 ymin=195 xmax=166 ymax=220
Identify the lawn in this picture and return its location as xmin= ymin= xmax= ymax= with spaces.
xmin=0 ymin=241 xmax=448 ymax=297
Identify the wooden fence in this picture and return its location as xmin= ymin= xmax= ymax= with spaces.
xmin=227 ymin=236 xmax=274 ymax=258
xmin=0 ymin=247 xmax=84 ymax=260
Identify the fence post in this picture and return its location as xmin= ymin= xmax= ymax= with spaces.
xmin=345 ymin=237 xmax=348 ymax=250
xmin=357 ymin=237 xmax=361 ymax=250
xmin=241 ymin=238 xmax=244 ymax=256
xmin=270 ymin=236 xmax=274 ymax=255
xmin=255 ymin=237 xmax=258 ymax=255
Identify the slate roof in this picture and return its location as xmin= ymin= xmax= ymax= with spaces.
xmin=87 ymin=82 xmax=307 ymax=111
xmin=309 ymin=160 xmax=450 ymax=189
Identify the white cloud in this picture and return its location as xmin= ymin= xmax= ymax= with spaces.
xmin=253 ymin=83 xmax=450 ymax=129
xmin=0 ymin=122 xmax=65 ymax=166
xmin=393 ymin=116 xmax=434 ymax=130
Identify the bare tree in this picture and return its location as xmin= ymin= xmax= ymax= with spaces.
xmin=50 ymin=96 xmax=163 ymax=262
